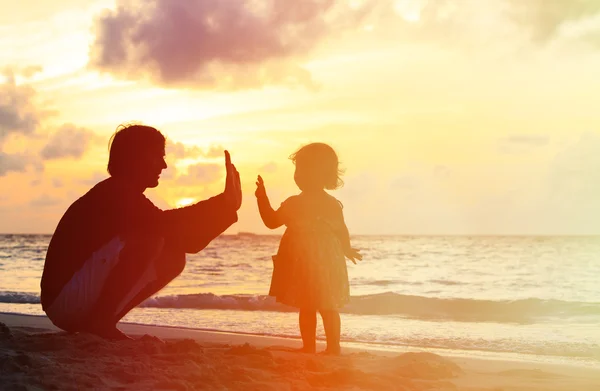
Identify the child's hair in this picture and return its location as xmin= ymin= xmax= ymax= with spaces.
xmin=289 ymin=142 xmax=344 ymax=190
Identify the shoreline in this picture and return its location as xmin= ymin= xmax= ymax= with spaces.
xmin=2 ymin=310 xmax=598 ymax=371
xmin=1 ymin=311 xmax=598 ymax=372
xmin=1 ymin=312 xmax=599 ymax=390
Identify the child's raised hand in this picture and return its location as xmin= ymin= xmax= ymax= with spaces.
xmin=255 ymin=175 xmax=267 ymax=199
xmin=345 ymin=248 xmax=362 ymax=264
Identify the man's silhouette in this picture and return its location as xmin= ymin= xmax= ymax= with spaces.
xmin=40 ymin=124 xmax=242 ymax=339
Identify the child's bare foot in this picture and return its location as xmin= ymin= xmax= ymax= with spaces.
xmin=297 ymin=345 xmax=316 ymax=354
xmin=321 ymin=345 xmax=341 ymax=356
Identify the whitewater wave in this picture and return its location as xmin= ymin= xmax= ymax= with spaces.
xmin=0 ymin=292 xmax=40 ymax=304
xmin=3 ymin=291 xmax=599 ymax=323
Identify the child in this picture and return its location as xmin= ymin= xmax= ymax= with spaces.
xmin=255 ymin=142 xmax=362 ymax=355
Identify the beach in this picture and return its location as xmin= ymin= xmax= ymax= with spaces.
xmin=2 ymin=235 xmax=600 ymax=389
xmin=3 ymin=234 xmax=600 ymax=367
xmin=1 ymin=312 xmax=598 ymax=391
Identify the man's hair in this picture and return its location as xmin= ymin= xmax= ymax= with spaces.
xmin=107 ymin=123 xmax=166 ymax=177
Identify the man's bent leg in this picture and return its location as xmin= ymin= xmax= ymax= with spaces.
xmin=113 ymin=241 xmax=186 ymax=323
xmin=44 ymin=237 xmax=126 ymax=333
xmin=81 ymin=235 xmax=169 ymax=338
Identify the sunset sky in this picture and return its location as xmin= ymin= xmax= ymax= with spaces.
xmin=1 ymin=0 xmax=600 ymax=235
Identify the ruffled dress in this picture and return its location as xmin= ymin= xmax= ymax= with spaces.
xmin=269 ymin=192 xmax=350 ymax=310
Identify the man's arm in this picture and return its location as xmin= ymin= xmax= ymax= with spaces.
xmin=121 ymin=192 xmax=237 ymax=254
xmin=126 ymin=150 xmax=241 ymax=254
xmin=161 ymin=193 xmax=238 ymax=253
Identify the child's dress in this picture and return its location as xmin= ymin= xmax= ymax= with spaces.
xmin=269 ymin=191 xmax=350 ymax=310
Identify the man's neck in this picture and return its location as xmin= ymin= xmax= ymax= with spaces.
xmin=111 ymin=175 xmax=146 ymax=193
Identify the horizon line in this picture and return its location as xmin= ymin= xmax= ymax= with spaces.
xmin=2 ymin=232 xmax=600 ymax=237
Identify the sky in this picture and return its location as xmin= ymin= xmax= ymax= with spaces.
xmin=1 ymin=0 xmax=600 ymax=235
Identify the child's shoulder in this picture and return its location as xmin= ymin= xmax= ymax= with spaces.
xmin=279 ymin=194 xmax=302 ymax=213
xmin=324 ymin=192 xmax=343 ymax=209
xmin=281 ymin=194 xmax=300 ymax=205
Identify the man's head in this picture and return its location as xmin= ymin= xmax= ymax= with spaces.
xmin=107 ymin=124 xmax=167 ymax=190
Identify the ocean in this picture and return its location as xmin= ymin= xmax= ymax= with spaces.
xmin=1 ymin=234 xmax=599 ymax=367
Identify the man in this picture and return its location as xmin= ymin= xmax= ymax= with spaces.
xmin=40 ymin=124 xmax=242 ymax=339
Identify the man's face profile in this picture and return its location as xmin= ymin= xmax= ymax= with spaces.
xmin=129 ymin=146 xmax=167 ymax=190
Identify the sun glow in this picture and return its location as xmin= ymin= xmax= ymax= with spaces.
xmin=394 ymin=0 xmax=422 ymax=23
xmin=175 ymin=197 xmax=196 ymax=208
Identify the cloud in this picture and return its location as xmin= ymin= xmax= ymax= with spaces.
xmin=0 ymin=73 xmax=42 ymax=144
xmin=337 ymin=172 xmax=378 ymax=202
xmin=0 ymin=69 xmax=93 ymax=175
xmin=166 ymin=141 xmax=223 ymax=159
xmin=19 ymin=66 xmax=44 ymax=79
xmin=87 ymin=0 xmax=600 ymax=92
xmin=505 ymin=0 xmax=600 ymax=42
xmin=0 ymin=152 xmax=32 ymax=176
xmin=361 ymin=0 xmax=600 ymax=50
xmin=498 ymin=134 xmax=550 ymax=155
xmin=29 ymin=194 xmax=63 ymax=208
xmin=1 ymin=1 xmax=98 ymax=24
xmin=88 ymin=0 xmax=372 ymax=90
xmin=501 ymin=134 xmax=550 ymax=146
xmin=159 ymin=164 xmax=177 ymax=180
xmin=205 ymin=145 xmax=224 ymax=158
xmin=433 ymin=165 xmax=451 ymax=179
xmin=176 ymin=162 xmax=223 ymax=185
xmin=162 ymin=142 xmax=225 ymax=181
xmin=52 ymin=178 xmax=64 ymax=188
xmin=40 ymin=123 xmax=96 ymax=160
xmin=390 ymin=174 xmax=421 ymax=191
xmin=78 ymin=171 xmax=108 ymax=186
xmin=86 ymin=0 xmax=600 ymax=95
xmin=168 ymin=142 xmax=197 ymax=159
xmin=436 ymin=0 xmax=600 ymax=46
xmin=259 ymin=162 xmax=278 ymax=173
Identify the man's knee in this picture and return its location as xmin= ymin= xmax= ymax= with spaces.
xmin=169 ymin=251 xmax=186 ymax=277
xmin=156 ymin=244 xmax=186 ymax=280
xmin=119 ymin=235 xmax=165 ymax=268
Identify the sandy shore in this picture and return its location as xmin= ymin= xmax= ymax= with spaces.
xmin=1 ymin=313 xmax=598 ymax=390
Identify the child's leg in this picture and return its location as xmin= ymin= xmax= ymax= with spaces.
xmin=299 ymin=309 xmax=317 ymax=353
xmin=320 ymin=310 xmax=341 ymax=355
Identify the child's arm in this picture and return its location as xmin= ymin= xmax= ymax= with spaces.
xmin=255 ymin=175 xmax=285 ymax=229
xmin=334 ymin=201 xmax=362 ymax=264
xmin=339 ymin=222 xmax=362 ymax=264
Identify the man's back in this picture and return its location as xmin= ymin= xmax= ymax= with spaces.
xmin=40 ymin=177 xmax=155 ymax=310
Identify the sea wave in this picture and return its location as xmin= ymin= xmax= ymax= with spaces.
xmin=2 ymin=291 xmax=598 ymax=323
xmin=0 ymin=292 xmax=40 ymax=304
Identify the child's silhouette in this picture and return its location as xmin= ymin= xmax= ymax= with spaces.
xmin=255 ymin=142 xmax=362 ymax=355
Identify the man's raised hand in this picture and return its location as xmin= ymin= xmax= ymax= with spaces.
xmin=224 ymin=150 xmax=242 ymax=211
